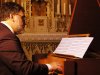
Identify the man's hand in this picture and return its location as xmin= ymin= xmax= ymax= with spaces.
xmin=49 ymin=62 xmax=63 ymax=74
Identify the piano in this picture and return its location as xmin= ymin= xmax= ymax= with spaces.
xmin=68 ymin=0 xmax=100 ymax=58
xmin=34 ymin=0 xmax=100 ymax=75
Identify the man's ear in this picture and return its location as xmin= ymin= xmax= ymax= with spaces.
xmin=9 ymin=14 xmax=13 ymax=19
xmin=10 ymin=14 xmax=15 ymax=22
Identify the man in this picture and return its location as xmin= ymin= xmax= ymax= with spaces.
xmin=0 ymin=2 xmax=62 ymax=75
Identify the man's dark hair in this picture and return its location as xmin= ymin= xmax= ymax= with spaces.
xmin=0 ymin=2 xmax=24 ymax=21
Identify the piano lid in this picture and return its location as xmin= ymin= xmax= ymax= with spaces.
xmin=68 ymin=0 xmax=100 ymax=35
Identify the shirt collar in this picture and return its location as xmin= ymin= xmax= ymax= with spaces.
xmin=1 ymin=21 xmax=14 ymax=33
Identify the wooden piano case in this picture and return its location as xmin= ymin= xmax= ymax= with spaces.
xmin=64 ymin=58 xmax=100 ymax=75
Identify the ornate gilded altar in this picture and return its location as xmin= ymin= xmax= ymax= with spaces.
xmin=22 ymin=0 xmax=73 ymax=61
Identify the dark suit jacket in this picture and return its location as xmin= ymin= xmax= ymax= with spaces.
xmin=0 ymin=23 xmax=48 ymax=75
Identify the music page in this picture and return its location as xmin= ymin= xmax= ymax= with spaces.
xmin=53 ymin=37 xmax=93 ymax=58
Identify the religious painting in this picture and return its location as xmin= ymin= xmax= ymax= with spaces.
xmin=31 ymin=0 xmax=47 ymax=16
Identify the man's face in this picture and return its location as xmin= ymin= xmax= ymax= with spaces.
xmin=12 ymin=10 xmax=25 ymax=34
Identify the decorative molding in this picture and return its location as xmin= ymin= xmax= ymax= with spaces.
xmin=21 ymin=40 xmax=60 ymax=61
xmin=18 ymin=33 xmax=67 ymax=60
xmin=18 ymin=33 xmax=68 ymax=41
xmin=22 ymin=41 xmax=59 ymax=55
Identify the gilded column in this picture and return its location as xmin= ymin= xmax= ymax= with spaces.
xmin=25 ymin=0 xmax=31 ymax=29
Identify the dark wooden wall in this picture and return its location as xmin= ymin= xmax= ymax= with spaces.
xmin=68 ymin=0 xmax=100 ymax=58
xmin=69 ymin=0 xmax=100 ymax=34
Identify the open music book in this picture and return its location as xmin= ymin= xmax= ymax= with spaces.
xmin=53 ymin=37 xmax=93 ymax=58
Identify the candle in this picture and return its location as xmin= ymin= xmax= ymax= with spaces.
xmin=64 ymin=3 xmax=66 ymax=15
xmin=57 ymin=0 xmax=60 ymax=14
xmin=5 ymin=0 xmax=7 ymax=2
xmin=57 ymin=4 xmax=60 ymax=14
xmin=12 ymin=0 xmax=15 ymax=2
xmin=47 ymin=4 xmax=50 ymax=16
xmin=69 ymin=3 xmax=71 ymax=15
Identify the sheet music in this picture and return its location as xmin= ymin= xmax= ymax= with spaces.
xmin=53 ymin=37 xmax=93 ymax=58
